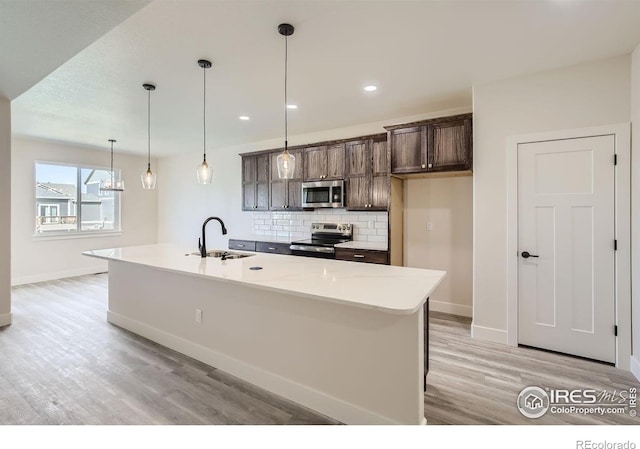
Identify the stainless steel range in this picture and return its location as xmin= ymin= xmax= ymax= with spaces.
xmin=290 ymin=223 xmax=353 ymax=259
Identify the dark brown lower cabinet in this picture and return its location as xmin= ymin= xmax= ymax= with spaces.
xmin=255 ymin=242 xmax=291 ymax=255
xmin=335 ymin=248 xmax=389 ymax=265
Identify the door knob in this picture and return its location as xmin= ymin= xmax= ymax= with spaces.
xmin=521 ymin=251 xmax=539 ymax=259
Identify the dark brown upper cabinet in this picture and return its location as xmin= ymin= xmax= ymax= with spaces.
xmin=303 ymin=144 xmax=345 ymax=181
xmin=427 ymin=117 xmax=472 ymax=172
xmin=345 ymin=136 xmax=389 ymax=211
xmin=386 ymin=113 xmax=472 ymax=175
xmin=269 ymin=148 xmax=304 ymax=211
xmin=242 ymin=153 xmax=270 ymax=211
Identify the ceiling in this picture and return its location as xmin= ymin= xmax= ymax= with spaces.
xmin=0 ymin=0 xmax=149 ymax=100
xmin=9 ymin=0 xmax=640 ymax=158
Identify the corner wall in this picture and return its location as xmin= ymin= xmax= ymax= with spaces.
xmin=472 ymin=55 xmax=631 ymax=342
xmin=0 ymin=98 xmax=10 ymax=326
xmin=11 ymin=138 xmax=158 ymax=285
xmin=631 ymin=45 xmax=640 ymax=382
xmin=404 ymin=176 xmax=473 ymax=316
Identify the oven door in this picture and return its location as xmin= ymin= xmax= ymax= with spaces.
xmin=301 ymin=181 xmax=344 ymax=208
xmin=289 ymin=244 xmax=336 ymax=259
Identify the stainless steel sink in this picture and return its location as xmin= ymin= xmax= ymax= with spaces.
xmin=190 ymin=250 xmax=254 ymax=259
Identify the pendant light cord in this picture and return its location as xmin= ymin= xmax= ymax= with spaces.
xmin=203 ymin=65 xmax=207 ymax=163
xmin=147 ymin=89 xmax=151 ymax=171
xmin=110 ymin=140 xmax=114 ymax=186
xmin=284 ymin=35 xmax=288 ymax=153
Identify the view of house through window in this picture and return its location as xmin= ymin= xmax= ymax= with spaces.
xmin=35 ymin=162 xmax=121 ymax=234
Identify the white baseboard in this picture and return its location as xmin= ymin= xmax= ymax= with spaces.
xmin=11 ymin=266 xmax=107 ymax=286
xmin=107 ymin=310 xmax=407 ymax=425
xmin=630 ymin=355 xmax=640 ymax=383
xmin=471 ymin=323 xmax=508 ymax=345
xmin=0 ymin=313 xmax=11 ymax=327
xmin=429 ymin=300 xmax=472 ymax=317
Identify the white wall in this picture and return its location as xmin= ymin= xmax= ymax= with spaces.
xmin=11 ymin=138 xmax=158 ymax=285
xmin=631 ymin=45 xmax=640 ymax=381
xmin=472 ymin=55 xmax=631 ymax=341
xmin=158 ymin=107 xmax=471 ymax=252
xmin=404 ymin=176 xmax=473 ymax=317
xmin=0 ymin=98 xmax=11 ymax=326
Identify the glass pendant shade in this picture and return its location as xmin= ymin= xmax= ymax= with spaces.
xmin=141 ymin=167 xmax=157 ymax=189
xmin=142 ymin=83 xmax=157 ymax=189
xmin=276 ymin=150 xmax=296 ymax=179
xmin=196 ymin=160 xmax=213 ymax=184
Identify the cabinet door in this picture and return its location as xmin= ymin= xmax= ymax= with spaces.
xmin=326 ymin=143 xmax=345 ymax=179
xmin=243 ymin=183 xmax=256 ymax=210
xmin=427 ymin=119 xmax=472 ymax=172
xmin=243 ymin=156 xmax=257 ymax=182
xmin=287 ymin=180 xmax=302 ymax=210
xmin=255 ymin=154 xmax=270 ymax=210
xmin=371 ymin=175 xmax=389 ymax=210
xmin=269 ymin=181 xmax=287 ymax=210
xmin=303 ymin=146 xmax=328 ymax=181
xmin=346 ymin=176 xmax=370 ymax=210
xmin=345 ymin=140 xmax=369 ymax=176
xmin=371 ymin=139 xmax=389 ymax=176
xmin=242 ymin=156 xmax=257 ymax=210
xmin=390 ymin=126 xmax=426 ymax=174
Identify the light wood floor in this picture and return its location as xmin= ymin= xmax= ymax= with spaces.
xmin=2 ymin=274 xmax=639 ymax=425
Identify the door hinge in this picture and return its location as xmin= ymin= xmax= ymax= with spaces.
xmin=614 ymin=239 xmax=618 ymax=251
xmin=614 ymin=154 xmax=617 ymax=165
xmin=614 ymin=325 xmax=618 ymax=337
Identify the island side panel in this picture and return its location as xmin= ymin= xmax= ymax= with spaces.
xmin=107 ymin=260 xmax=424 ymax=425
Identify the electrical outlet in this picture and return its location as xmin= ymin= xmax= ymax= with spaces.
xmin=195 ymin=309 xmax=202 ymax=324
xmin=427 ymin=222 xmax=433 ymax=231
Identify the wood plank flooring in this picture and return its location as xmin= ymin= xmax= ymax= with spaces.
xmin=2 ymin=275 xmax=639 ymax=425
xmin=426 ymin=312 xmax=640 ymax=424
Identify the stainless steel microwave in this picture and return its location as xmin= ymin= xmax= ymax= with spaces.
xmin=301 ymin=180 xmax=344 ymax=208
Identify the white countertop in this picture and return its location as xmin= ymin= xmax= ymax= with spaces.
xmin=334 ymin=241 xmax=388 ymax=251
xmin=83 ymin=244 xmax=445 ymax=315
xmin=228 ymin=235 xmax=294 ymax=244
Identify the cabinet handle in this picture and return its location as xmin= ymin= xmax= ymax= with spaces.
xmin=237 ymin=244 xmax=245 ymax=248
xmin=428 ymin=163 xmax=433 ymax=168
xmin=353 ymin=254 xmax=365 ymax=258
xmin=268 ymin=247 xmax=276 ymax=250
xmin=421 ymin=164 xmax=426 ymax=169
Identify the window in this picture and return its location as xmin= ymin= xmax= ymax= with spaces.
xmin=35 ymin=162 xmax=121 ymax=235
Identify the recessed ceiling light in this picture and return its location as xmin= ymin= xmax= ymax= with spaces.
xmin=239 ymin=116 xmax=250 ymax=121
xmin=364 ymin=85 xmax=377 ymax=92
xmin=287 ymin=104 xmax=298 ymax=109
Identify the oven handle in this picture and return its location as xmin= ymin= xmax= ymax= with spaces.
xmin=289 ymin=245 xmax=335 ymax=254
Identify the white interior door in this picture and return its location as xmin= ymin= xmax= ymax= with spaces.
xmin=517 ymin=135 xmax=616 ymax=363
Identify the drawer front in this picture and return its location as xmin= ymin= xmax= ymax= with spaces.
xmin=228 ymin=240 xmax=256 ymax=251
xmin=256 ymin=242 xmax=292 ymax=255
xmin=335 ymin=248 xmax=389 ymax=265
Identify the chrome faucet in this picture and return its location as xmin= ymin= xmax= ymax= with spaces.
xmin=199 ymin=216 xmax=228 ymax=258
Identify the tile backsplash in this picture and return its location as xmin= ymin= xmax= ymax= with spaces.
xmin=252 ymin=209 xmax=388 ymax=243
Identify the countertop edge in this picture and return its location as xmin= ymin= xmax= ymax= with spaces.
xmin=83 ymin=251 xmax=441 ymax=315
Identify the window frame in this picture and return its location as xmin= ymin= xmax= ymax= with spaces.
xmin=34 ymin=160 xmax=123 ymax=239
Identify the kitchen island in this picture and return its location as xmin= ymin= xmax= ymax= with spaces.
xmin=83 ymin=244 xmax=445 ymax=425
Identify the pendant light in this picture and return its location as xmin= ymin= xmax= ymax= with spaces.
xmin=100 ymin=139 xmax=125 ymax=192
xmin=196 ymin=59 xmax=214 ymax=184
xmin=141 ymin=83 xmax=157 ymax=189
xmin=276 ymin=23 xmax=296 ymax=179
